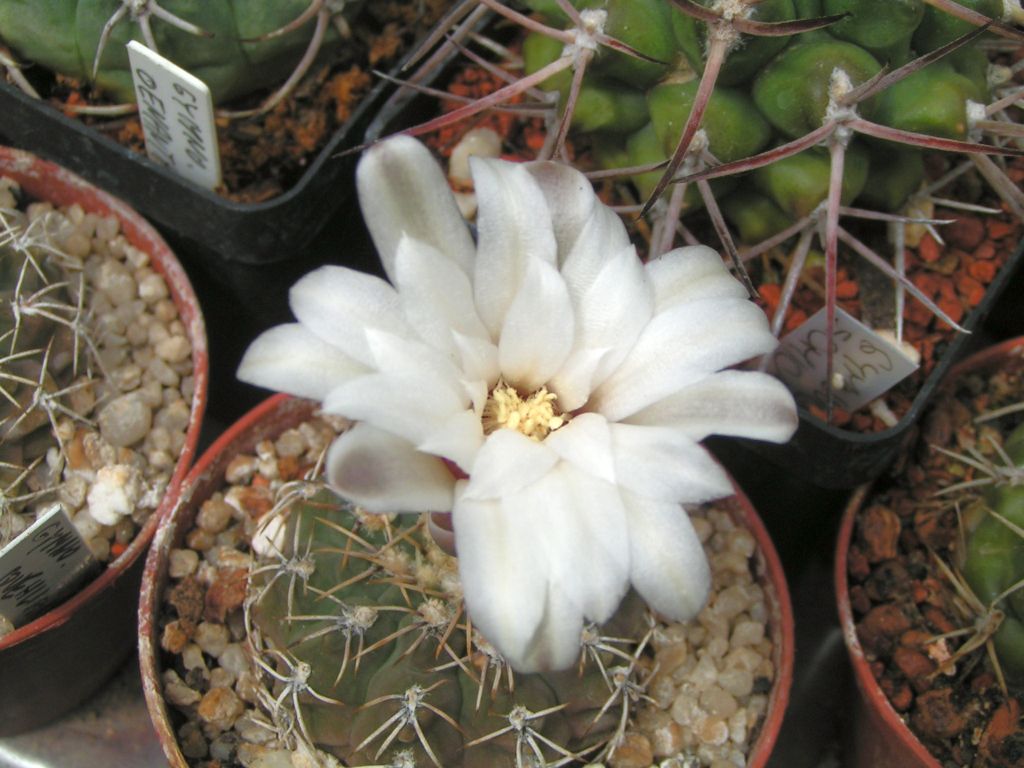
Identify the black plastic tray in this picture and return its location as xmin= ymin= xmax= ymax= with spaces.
xmin=0 ymin=61 xmax=393 ymax=265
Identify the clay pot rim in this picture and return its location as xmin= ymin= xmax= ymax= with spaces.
xmin=834 ymin=335 xmax=1024 ymax=768
xmin=140 ymin=393 xmax=794 ymax=768
xmin=0 ymin=145 xmax=209 ymax=652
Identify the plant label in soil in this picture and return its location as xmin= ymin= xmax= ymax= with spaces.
xmin=0 ymin=504 xmax=100 ymax=629
xmin=766 ymin=307 xmax=919 ymax=413
xmin=126 ymin=41 xmax=222 ymax=190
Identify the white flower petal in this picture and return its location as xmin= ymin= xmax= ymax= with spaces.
xmin=560 ymin=204 xmax=632 ymax=301
xmin=462 ymin=429 xmax=558 ymax=501
xmin=473 ymin=157 xmax=558 ymax=338
xmin=547 ymin=346 xmax=610 ymax=413
xmin=498 ymin=257 xmax=575 ymax=392
xmin=571 ymin=244 xmax=653 ymax=389
xmin=609 ymin=423 xmax=733 ymax=504
xmin=417 ymin=409 xmax=484 ymax=474
xmin=524 ymin=161 xmax=626 ymax=265
xmin=545 ymin=465 xmax=630 ymax=623
xmin=453 ymin=485 xmax=552 ymax=670
xmin=544 ymin=413 xmax=615 ymax=484
xmin=357 ymin=135 xmax=476 ymax=281
xmin=646 ymin=245 xmax=747 ymax=312
xmin=626 ymin=370 xmax=798 ymax=443
xmin=393 ymin=237 xmax=489 ymax=355
xmin=366 ymin=328 xmax=463 ymax=391
xmin=591 ymin=298 xmax=778 ymax=422
xmin=290 ymin=266 xmax=411 ymax=367
xmin=323 ymin=372 xmax=466 ymax=447
xmin=327 ymin=423 xmax=455 ymax=513
xmin=236 ymin=323 xmax=368 ymax=400
xmin=453 ymin=331 xmax=500 ymax=389
xmin=621 ymin=490 xmax=711 ymax=620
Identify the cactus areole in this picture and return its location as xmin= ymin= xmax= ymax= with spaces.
xmin=238 ymin=135 xmax=798 ymax=675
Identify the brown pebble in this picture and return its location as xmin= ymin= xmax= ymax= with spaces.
xmin=856 ymin=505 xmax=897 ymax=565
xmin=161 ymin=619 xmax=195 ymax=654
xmin=892 ymin=646 xmax=936 ymax=688
xmin=609 ymin=732 xmax=654 ymax=768
xmin=847 ymin=546 xmax=870 ymax=581
xmin=197 ymin=687 xmax=245 ymax=732
xmin=912 ymin=688 xmax=966 ymax=740
xmin=946 ymin=217 xmax=985 ymax=250
xmin=858 ymin=604 xmax=912 ymax=652
xmin=168 ymin=576 xmax=206 ymax=624
xmin=204 ymin=568 xmax=248 ymax=623
xmin=979 ymin=698 xmax=1021 ymax=766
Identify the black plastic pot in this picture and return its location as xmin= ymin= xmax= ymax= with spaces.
xmin=742 ymin=238 xmax=1024 ymax=489
xmin=0 ymin=53 xmax=392 ymax=266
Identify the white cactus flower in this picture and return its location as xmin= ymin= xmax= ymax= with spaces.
xmin=238 ymin=136 xmax=797 ymax=672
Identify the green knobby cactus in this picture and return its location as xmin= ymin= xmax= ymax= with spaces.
xmin=246 ymin=487 xmax=657 ymax=768
xmin=520 ymin=0 xmax=1018 ymax=233
xmin=0 ymin=196 xmax=86 ymax=547
xmin=961 ymin=421 xmax=1024 ymax=683
xmin=0 ymin=0 xmax=368 ymax=107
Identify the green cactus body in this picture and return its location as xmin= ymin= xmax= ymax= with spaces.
xmin=962 ymin=423 xmax=1024 ymax=682
xmin=821 ymin=0 xmax=924 ymax=64
xmin=752 ymin=143 xmax=870 ymax=219
xmin=248 ymin=492 xmax=650 ymax=767
xmin=520 ymin=0 xmax=1004 ymax=231
xmin=0 ymin=0 xmax=364 ymax=103
xmin=670 ymin=0 xmax=797 ymax=86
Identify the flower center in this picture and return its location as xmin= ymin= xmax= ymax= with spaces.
xmin=482 ymin=381 xmax=568 ymax=441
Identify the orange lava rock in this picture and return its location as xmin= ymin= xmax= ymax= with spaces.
xmin=979 ymin=699 xmax=1022 ymax=767
xmin=968 ymin=259 xmax=998 ymax=284
xmin=975 ymin=241 xmax=997 ymax=260
xmin=912 ymin=688 xmax=967 ymax=740
xmin=836 ymin=279 xmax=859 ymax=299
xmin=956 ymin=275 xmax=986 ymax=307
xmin=987 ymin=218 xmax=1015 ymax=240
xmin=204 ymin=568 xmax=248 ymax=623
xmin=859 ymin=504 xmax=901 ymax=563
xmin=847 ymin=545 xmax=871 ymax=581
xmin=889 ymin=682 xmax=913 ymax=711
xmin=936 ymin=295 xmax=964 ymax=326
xmin=921 ymin=605 xmax=957 ymax=636
xmin=918 ymin=233 xmax=942 ymax=263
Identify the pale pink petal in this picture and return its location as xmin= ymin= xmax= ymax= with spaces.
xmin=393 ymin=237 xmax=489 ymax=355
xmin=326 ymin=423 xmax=455 ymax=513
xmin=365 ymin=328 xmax=463 ymax=391
xmin=590 ymin=298 xmax=778 ymax=422
xmin=626 ymin=370 xmax=798 ymax=443
xmin=453 ymin=331 xmax=500 ymax=389
xmin=357 ymin=135 xmax=476 ymax=281
xmin=236 ymin=323 xmax=368 ymax=400
xmin=472 ymin=157 xmax=558 ymax=338
xmin=609 ymin=424 xmax=733 ymax=504
xmin=289 ymin=266 xmax=410 ymax=367
xmin=498 ymin=257 xmax=575 ymax=392
xmin=621 ymin=490 xmax=710 ymax=620
xmin=646 ymin=245 xmax=747 ymax=312
xmin=560 ymin=204 xmax=632 ymax=300
xmin=462 ymin=429 xmax=558 ymax=501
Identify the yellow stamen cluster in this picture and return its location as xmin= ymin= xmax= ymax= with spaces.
xmin=482 ymin=381 xmax=568 ymax=441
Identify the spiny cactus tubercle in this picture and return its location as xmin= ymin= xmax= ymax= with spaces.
xmin=0 ymin=177 xmax=194 ymax=579
xmin=244 ymin=452 xmax=776 ymax=768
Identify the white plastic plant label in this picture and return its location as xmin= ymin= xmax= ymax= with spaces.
xmin=0 ymin=504 xmax=100 ymax=629
xmin=765 ymin=306 xmax=920 ymax=413
xmin=126 ymin=40 xmax=222 ymax=190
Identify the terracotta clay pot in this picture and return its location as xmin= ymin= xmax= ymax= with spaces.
xmin=835 ymin=336 xmax=1024 ymax=768
xmin=140 ymin=393 xmax=794 ymax=767
xmin=0 ymin=146 xmax=208 ymax=736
